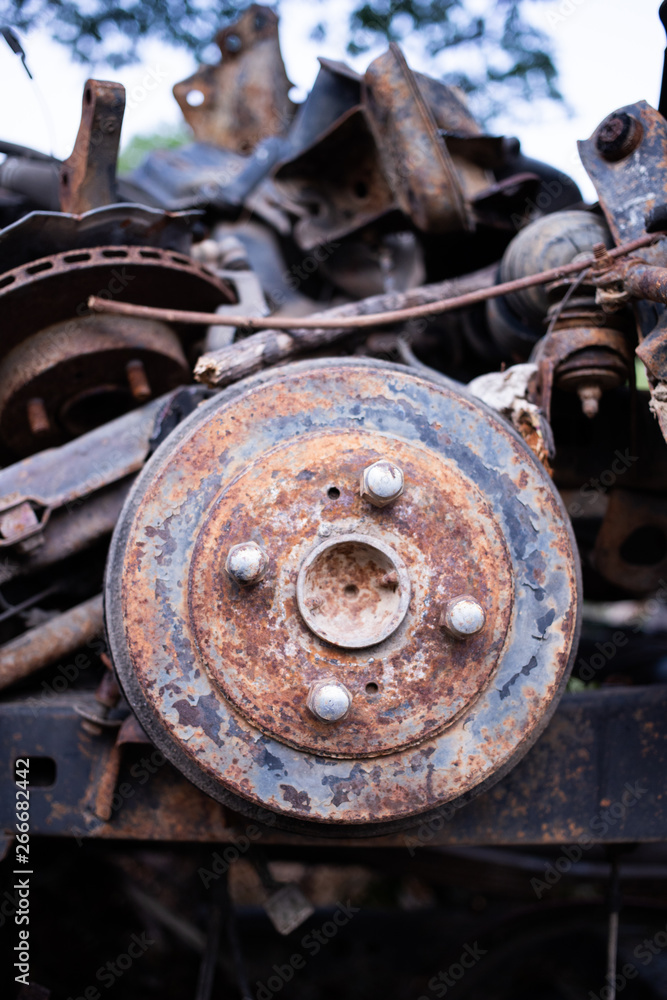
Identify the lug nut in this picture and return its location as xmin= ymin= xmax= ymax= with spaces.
xmin=225 ymin=541 xmax=269 ymax=586
xmin=360 ymin=459 xmax=404 ymax=508
xmin=441 ymin=596 xmax=486 ymax=639
xmin=307 ymin=680 xmax=352 ymax=723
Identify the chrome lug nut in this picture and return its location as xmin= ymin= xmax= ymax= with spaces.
xmin=360 ymin=459 xmax=404 ymax=508
xmin=225 ymin=541 xmax=269 ymax=586
xmin=441 ymin=596 xmax=486 ymax=639
xmin=307 ymin=680 xmax=352 ymax=723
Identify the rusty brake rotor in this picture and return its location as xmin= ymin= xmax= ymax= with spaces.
xmin=105 ymin=358 xmax=581 ymax=835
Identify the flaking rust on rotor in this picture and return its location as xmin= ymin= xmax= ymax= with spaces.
xmin=107 ymin=359 xmax=580 ymax=834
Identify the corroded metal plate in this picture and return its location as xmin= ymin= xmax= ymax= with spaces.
xmin=189 ymin=429 xmax=513 ymax=758
xmin=106 ymin=359 xmax=581 ymax=834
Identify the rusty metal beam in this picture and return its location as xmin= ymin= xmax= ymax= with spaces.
xmin=59 ymin=80 xmax=125 ymax=214
xmin=1 ymin=686 xmax=665 ymax=845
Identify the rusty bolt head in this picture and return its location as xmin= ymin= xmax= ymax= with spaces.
xmin=360 ymin=460 xmax=404 ymax=507
xmin=225 ymin=541 xmax=269 ymax=586
xmin=595 ymin=112 xmax=643 ymax=162
xmin=441 ymin=596 xmax=486 ymax=639
xmin=307 ymin=680 xmax=352 ymax=723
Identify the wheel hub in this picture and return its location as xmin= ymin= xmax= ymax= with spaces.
xmin=106 ymin=359 xmax=580 ymax=834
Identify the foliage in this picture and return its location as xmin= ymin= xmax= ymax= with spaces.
xmin=2 ymin=0 xmax=561 ymax=114
xmin=117 ymin=124 xmax=190 ymax=172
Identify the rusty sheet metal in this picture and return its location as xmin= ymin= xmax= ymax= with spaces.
xmin=363 ymin=45 xmax=473 ymax=233
xmin=59 ymin=79 xmax=125 ymax=214
xmin=578 ymin=100 xmax=667 ymax=345
xmin=282 ymin=57 xmax=361 ymax=158
xmin=578 ymin=102 xmax=667 ymax=254
xmin=0 ymin=692 xmax=231 ymax=841
xmin=173 ymin=4 xmax=294 ymax=153
xmin=413 ymin=71 xmax=483 ymax=138
xmin=0 ymin=593 xmax=103 ymax=690
xmin=0 ymin=393 xmax=168 ymax=546
xmin=2 ymin=686 xmax=667 ymax=844
xmin=272 ymin=107 xmax=396 ymax=251
xmin=0 ymin=480 xmax=130 ymax=583
xmin=106 ymin=359 xmax=580 ymax=835
xmin=0 ymin=204 xmax=204 ymax=272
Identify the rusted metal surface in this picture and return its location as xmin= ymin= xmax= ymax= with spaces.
xmin=0 ymin=198 xmax=231 ymax=458
xmin=173 ymin=5 xmax=294 ymax=153
xmin=106 ymin=359 xmax=580 ymax=833
xmin=592 ymin=488 xmax=667 ymax=595
xmin=363 ymin=45 xmax=473 ymax=233
xmin=532 ymin=315 xmax=633 ymax=421
xmin=0 ymin=203 xmax=205 ymax=271
xmin=273 ymin=107 xmax=396 ymax=250
xmin=579 ymin=101 xmax=667 ymax=255
xmin=0 ymin=315 xmax=188 ymax=455
xmin=0 ymin=243 xmax=233 ymax=348
xmin=576 ymin=97 xmax=667 ymax=440
xmin=0 ymin=593 xmax=103 ymax=690
xmin=595 ymin=111 xmax=644 ymax=162
xmin=0 ymin=237 xmax=231 ymax=455
xmin=2 ymin=685 xmax=666 ymax=845
xmin=8 ymin=24 xmax=667 ymax=999
xmin=3 ymin=5 xmax=667 ymax=883
xmin=578 ymin=99 xmax=667 ymax=372
xmin=614 ymin=258 xmax=667 ymax=305
xmin=59 ymin=79 xmax=125 ymax=214
xmin=282 ymin=57 xmax=361 ymax=158
xmin=0 ymin=481 xmax=130 ymax=584
xmin=0 ymin=393 xmax=168 ymax=550
xmin=188 ymin=428 xmax=512 ymax=760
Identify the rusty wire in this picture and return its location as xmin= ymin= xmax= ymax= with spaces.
xmin=87 ymin=232 xmax=662 ymax=333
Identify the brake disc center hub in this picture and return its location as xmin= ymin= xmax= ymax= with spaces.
xmin=296 ymin=533 xmax=410 ymax=648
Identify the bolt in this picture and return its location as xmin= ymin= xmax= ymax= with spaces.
xmin=591 ymin=242 xmax=613 ymax=271
xmin=578 ymin=384 xmax=602 ymax=419
xmin=596 ymin=112 xmax=643 ymax=162
xmin=126 ymin=359 xmax=152 ymax=401
xmin=27 ymin=397 xmax=50 ymax=435
xmin=225 ymin=32 xmax=242 ymax=52
xmin=440 ymin=596 xmax=486 ymax=639
xmin=360 ymin=459 xmax=404 ymax=508
xmin=307 ymin=680 xmax=352 ymax=723
xmin=225 ymin=541 xmax=269 ymax=586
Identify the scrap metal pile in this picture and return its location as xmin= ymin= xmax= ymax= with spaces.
xmin=1 ymin=5 xmax=667 ymax=997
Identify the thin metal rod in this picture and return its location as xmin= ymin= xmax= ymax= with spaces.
xmin=606 ymin=855 xmax=621 ymax=1000
xmin=0 ymin=581 xmax=61 ymax=624
xmin=88 ymin=232 xmax=662 ymax=333
xmin=195 ymin=904 xmax=221 ymax=1000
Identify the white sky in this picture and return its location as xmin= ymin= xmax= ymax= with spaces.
xmin=0 ymin=0 xmax=664 ymax=201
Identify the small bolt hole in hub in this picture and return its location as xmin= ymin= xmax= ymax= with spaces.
xmin=327 ymin=486 xmax=340 ymax=499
